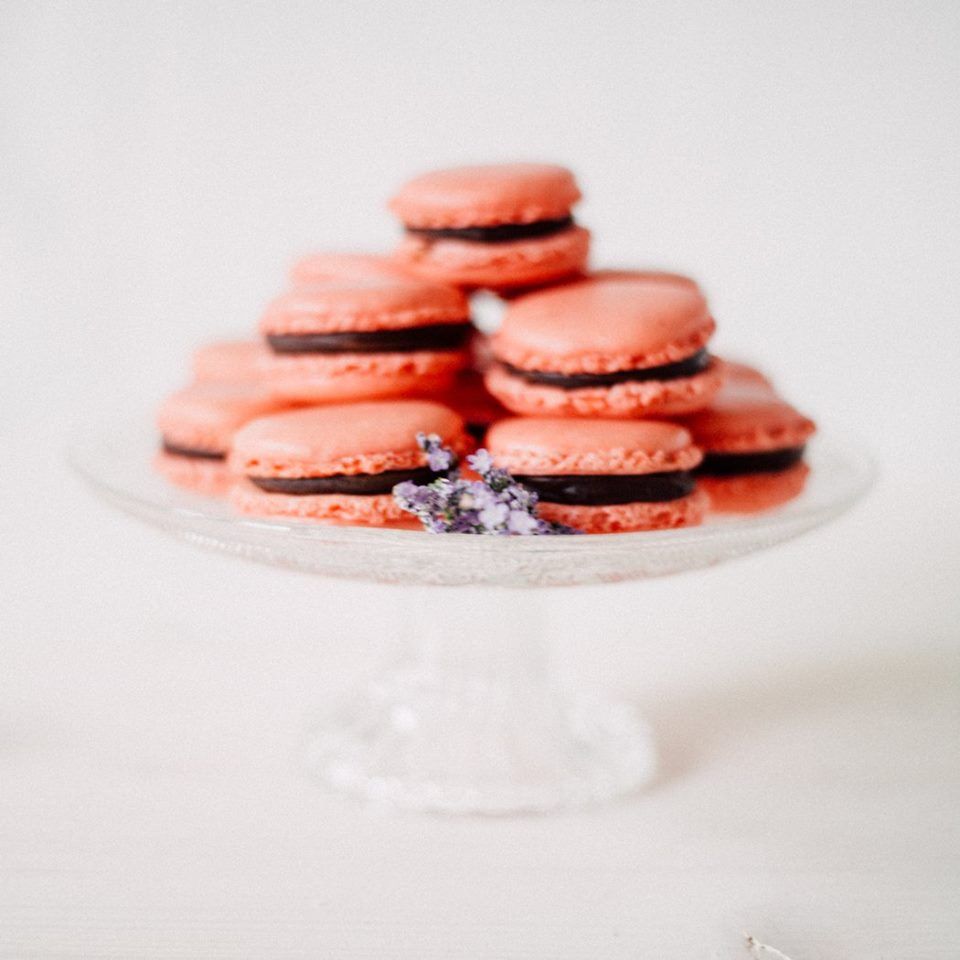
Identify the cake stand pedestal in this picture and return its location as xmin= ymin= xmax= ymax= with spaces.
xmin=72 ymin=429 xmax=874 ymax=814
xmin=307 ymin=587 xmax=655 ymax=813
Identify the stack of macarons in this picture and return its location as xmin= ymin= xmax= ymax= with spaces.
xmin=155 ymin=161 xmax=816 ymax=532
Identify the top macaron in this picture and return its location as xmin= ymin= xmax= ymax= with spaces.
xmin=485 ymin=276 xmax=723 ymax=419
xmin=389 ymin=163 xmax=590 ymax=291
xmin=390 ymin=163 xmax=582 ymax=228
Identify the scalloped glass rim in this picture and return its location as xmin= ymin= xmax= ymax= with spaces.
xmin=69 ymin=427 xmax=876 ymax=588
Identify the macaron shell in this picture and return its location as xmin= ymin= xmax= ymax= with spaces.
xmin=681 ymin=395 xmax=816 ymax=453
xmin=156 ymin=383 xmax=294 ymax=453
xmin=494 ymin=277 xmax=713 ymax=374
xmin=258 ymin=349 xmax=466 ymax=403
xmin=486 ymin=417 xmax=701 ymax=475
xmin=230 ymin=481 xmax=411 ymax=526
xmin=288 ymin=252 xmax=414 ymax=287
xmin=153 ymin=451 xmax=234 ymax=497
xmin=260 ymin=278 xmax=469 ymax=336
xmin=192 ymin=340 xmax=267 ymax=384
xmin=484 ymin=359 xmax=724 ymax=419
xmin=700 ymin=463 xmax=811 ymax=513
xmin=389 ymin=163 xmax=581 ymax=228
xmin=393 ymin=226 xmax=590 ymax=290
xmin=537 ymin=489 xmax=708 ymax=534
xmin=230 ymin=400 xmax=467 ymax=479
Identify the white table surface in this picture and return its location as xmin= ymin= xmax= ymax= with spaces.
xmin=3 ymin=1 xmax=959 ymax=957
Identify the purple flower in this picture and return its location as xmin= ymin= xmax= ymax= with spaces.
xmin=417 ymin=432 xmax=458 ymax=474
xmin=478 ymin=500 xmax=510 ymax=531
xmin=393 ymin=439 xmax=582 ymax=535
xmin=467 ymin=449 xmax=493 ymax=477
xmin=507 ymin=510 xmax=539 ymax=535
xmin=426 ymin=446 xmax=454 ymax=473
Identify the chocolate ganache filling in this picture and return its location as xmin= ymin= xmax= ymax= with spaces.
xmin=407 ymin=215 xmax=574 ymax=244
xmin=250 ymin=466 xmax=448 ymax=496
xmin=465 ymin=421 xmax=489 ymax=442
xmin=514 ymin=471 xmax=695 ymax=506
xmin=267 ymin=323 xmax=473 ymax=355
xmin=500 ymin=349 xmax=710 ymax=389
xmin=697 ymin=446 xmax=806 ymax=477
xmin=162 ymin=439 xmax=226 ymax=461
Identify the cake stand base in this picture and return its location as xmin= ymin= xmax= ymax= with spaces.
xmin=308 ymin=679 xmax=655 ymax=815
xmin=305 ymin=589 xmax=656 ymax=814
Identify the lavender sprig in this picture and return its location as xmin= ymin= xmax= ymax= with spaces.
xmin=394 ymin=434 xmax=581 ymax=535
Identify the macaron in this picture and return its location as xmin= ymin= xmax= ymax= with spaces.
xmin=680 ymin=382 xmax=816 ymax=513
xmin=258 ymin=277 xmax=472 ymax=401
xmin=389 ymin=163 xmax=590 ymax=290
xmin=288 ymin=252 xmax=413 ymax=287
xmin=229 ymin=400 xmax=469 ymax=525
xmin=485 ymin=417 xmax=708 ymax=533
xmin=485 ymin=276 xmax=723 ymax=418
xmin=155 ymin=382 xmax=294 ymax=495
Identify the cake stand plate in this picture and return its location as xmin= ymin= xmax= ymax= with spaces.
xmin=71 ymin=429 xmax=875 ymax=814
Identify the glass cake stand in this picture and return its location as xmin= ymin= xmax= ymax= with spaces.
xmin=71 ymin=428 xmax=875 ymax=815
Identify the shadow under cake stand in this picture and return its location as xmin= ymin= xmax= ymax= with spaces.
xmin=72 ymin=430 xmax=874 ymax=815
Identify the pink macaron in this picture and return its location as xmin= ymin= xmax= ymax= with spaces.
xmin=258 ymin=277 xmax=473 ymax=402
xmin=229 ymin=400 xmax=469 ymax=526
xmin=680 ymin=381 xmax=816 ymax=513
xmin=485 ymin=417 xmax=708 ymax=533
xmin=155 ymin=382 xmax=295 ymax=495
xmin=485 ymin=276 xmax=723 ymax=419
xmin=389 ymin=163 xmax=590 ymax=291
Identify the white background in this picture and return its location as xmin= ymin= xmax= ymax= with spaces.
xmin=2 ymin=1 xmax=959 ymax=957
